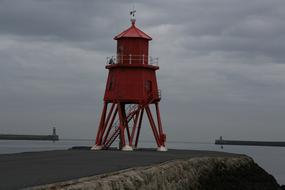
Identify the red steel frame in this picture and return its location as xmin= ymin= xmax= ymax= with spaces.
xmin=95 ymin=102 xmax=165 ymax=149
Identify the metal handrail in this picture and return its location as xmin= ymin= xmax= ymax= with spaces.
xmin=157 ymin=89 xmax=162 ymax=99
xmin=106 ymin=55 xmax=159 ymax=66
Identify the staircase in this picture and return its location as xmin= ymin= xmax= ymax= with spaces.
xmin=103 ymin=104 xmax=140 ymax=149
xmin=103 ymin=90 xmax=161 ymax=149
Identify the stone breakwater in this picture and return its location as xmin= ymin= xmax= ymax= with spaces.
xmin=25 ymin=156 xmax=281 ymax=190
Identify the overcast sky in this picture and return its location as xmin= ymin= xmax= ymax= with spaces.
xmin=0 ymin=0 xmax=284 ymax=144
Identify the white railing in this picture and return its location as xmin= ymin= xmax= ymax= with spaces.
xmin=106 ymin=55 xmax=159 ymax=66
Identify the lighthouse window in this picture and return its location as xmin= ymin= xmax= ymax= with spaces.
xmin=145 ymin=80 xmax=152 ymax=92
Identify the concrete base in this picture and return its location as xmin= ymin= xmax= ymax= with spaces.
xmin=157 ymin=146 xmax=168 ymax=152
xmin=122 ymin=145 xmax=133 ymax=151
xmin=91 ymin=145 xmax=103 ymax=150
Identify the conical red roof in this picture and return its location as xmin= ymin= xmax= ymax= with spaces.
xmin=114 ymin=21 xmax=152 ymax=40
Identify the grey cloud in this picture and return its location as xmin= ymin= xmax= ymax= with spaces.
xmin=0 ymin=0 xmax=131 ymax=51
xmin=143 ymin=0 xmax=285 ymax=62
xmin=1 ymin=0 xmax=285 ymax=61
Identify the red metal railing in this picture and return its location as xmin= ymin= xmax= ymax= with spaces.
xmin=106 ymin=55 xmax=158 ymax=66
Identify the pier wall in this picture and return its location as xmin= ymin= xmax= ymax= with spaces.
xmin=27 ymin=156 xmax=280 ymax=190
xmin=0 ymin=134 xmax=58 ymax=141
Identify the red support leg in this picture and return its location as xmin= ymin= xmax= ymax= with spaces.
xmin=130 ymin=109 xmax=140 ymax=146
xmin=93 ymin=102 xmax=108 ymax=150
xmin=95 ymin=102 xmax=166 ymax=151
xmin=117 ymin=103 xmax=126 ymax=148
xmin=95 ymin=102 xmax=107 ymax=145
xmin=145 ymin=106 xmax=160 ymax=147
xmin=135 ymin=108 xmax=144 ymax=147
xmin=98 ymin=103 xmax=115 ymax=144
xmin=122 ymin=104 xmax=131 ymax=144
xmin=155 ymin=103 xmax=165 ymax=146
xmin=103 ymin=105 xmax=118 ymax=144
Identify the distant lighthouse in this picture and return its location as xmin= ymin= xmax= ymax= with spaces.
xmin=92 ymin=11 xmax=167 ymax=151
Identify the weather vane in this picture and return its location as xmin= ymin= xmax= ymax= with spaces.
xmin=130 ymin=6 xmax=136 ymax=23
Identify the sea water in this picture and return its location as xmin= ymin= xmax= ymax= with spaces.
xmin=0 ymin=140 xmax=284 ymax=185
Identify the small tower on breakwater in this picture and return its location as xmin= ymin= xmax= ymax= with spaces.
xmin=92 ymin=11 xmax=167 ymax=151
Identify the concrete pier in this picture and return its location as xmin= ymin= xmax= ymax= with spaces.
xmin=0 ymin=128 xmax=59 ymax=141
xmin=215 ymin=139 xmax=285 ymax=147
xmin=0 ymin=149 xmax=239 ymax=190
xmin=0 ymin=134 xmax=59 ymax=141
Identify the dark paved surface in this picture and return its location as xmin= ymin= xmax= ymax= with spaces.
xmin=0 ymin=148 xmax=241 ymax=190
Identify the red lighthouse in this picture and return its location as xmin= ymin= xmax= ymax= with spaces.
xmin=92 ymin=14 xmax=167 ymax=151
